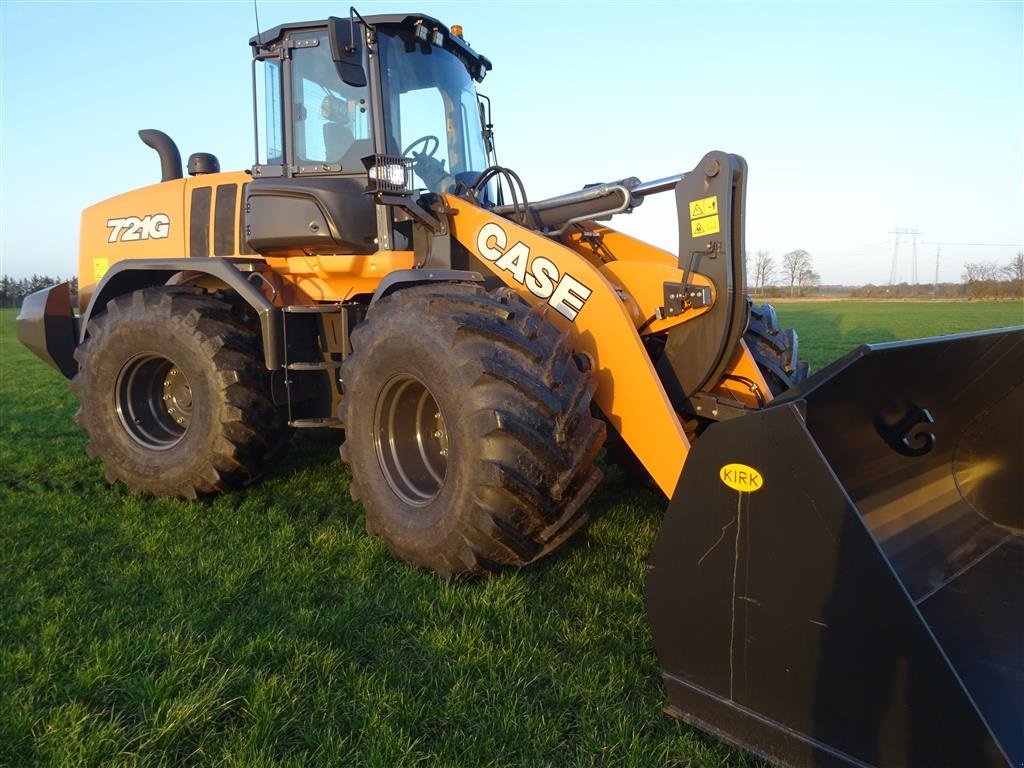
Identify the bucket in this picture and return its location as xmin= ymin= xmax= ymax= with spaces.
xmin=647 ymin=326 xmax=1024 ymax=767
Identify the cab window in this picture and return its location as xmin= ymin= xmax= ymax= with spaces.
xmin=256 ymin=59 xmax=283 ymax=164
xmin=289 ymin=33 xmax=372 ymax=170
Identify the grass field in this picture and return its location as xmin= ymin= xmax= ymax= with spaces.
xmin=770 ymin=299 xmax=1023 ymax=371
xmin=1 ymin=300 xmax=1020 ymax=767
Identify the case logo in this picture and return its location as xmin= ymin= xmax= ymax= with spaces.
xmin=476 ymin=222 xmax=592 ymax=321
xmin=719 ymin=463 xmax=764 ymax=493
xmin=106 ymin=214 xmax=171 ymax=243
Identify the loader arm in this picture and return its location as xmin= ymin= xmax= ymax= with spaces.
xmin=444 ymin=197 xmax=691 ymax=495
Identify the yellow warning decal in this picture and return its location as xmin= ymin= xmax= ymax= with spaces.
xmin=688 ymin=195 xmax=719 ymax=220
xmin=719 ymin=463 xmax=764 ymax=493
xmin=93 ymin=258 xmax=109 ymax=281
xmin=691 ymin=214 xmax=720 ymax=238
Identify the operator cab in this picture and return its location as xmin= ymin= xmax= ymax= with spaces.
xmin=246 ymin=14 xmax=493 ymax=254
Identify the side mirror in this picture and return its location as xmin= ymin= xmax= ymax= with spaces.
xmin=328 ymin=16 xmax=367 ymax=88
xmin=478 ymin=96 xmax=494 ymax=154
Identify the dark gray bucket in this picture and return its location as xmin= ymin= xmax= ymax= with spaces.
xmin=647 ymin=326 xmax=1023 ymax=767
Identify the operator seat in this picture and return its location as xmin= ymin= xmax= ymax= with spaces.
xmin=321 ymin=95 xmax=372 ymax=172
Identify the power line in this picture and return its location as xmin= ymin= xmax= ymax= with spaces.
xmin=920 ymin=241 xmax=1023 ymax=247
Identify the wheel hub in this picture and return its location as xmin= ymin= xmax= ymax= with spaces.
xmin=373 ymin=373 xmax=449 ymax=506
xmin=116 ymin=354 xmax=192 ymax=450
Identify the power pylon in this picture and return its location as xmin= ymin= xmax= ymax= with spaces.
xmin=889 ymin=227 xmax=922 ymax=284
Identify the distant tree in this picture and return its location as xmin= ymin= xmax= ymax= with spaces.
xmin=798 ymin=267 xmax=821 ymax=294
xmin=781 ymin=250 xmax=813 ymax=297
xmin=962 ymin=261 xmax=1001 ymax=299
xmin=0 ymin=275 xmax=14 ymax=309
xmin=753 ymin=250 xmax=775 ymax=295
xmin=1003 ymin=251 xmax=1024 ymax=284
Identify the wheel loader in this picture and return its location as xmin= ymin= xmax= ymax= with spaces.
xmin=16 ymin=12 xmax=1023 ymax=767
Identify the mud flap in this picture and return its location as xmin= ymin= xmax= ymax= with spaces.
xmin=646 ymin=326 xmax=1023 ymax=767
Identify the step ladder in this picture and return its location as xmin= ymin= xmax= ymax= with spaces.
xmin=281 ymin=303 xmax=349 ymax=428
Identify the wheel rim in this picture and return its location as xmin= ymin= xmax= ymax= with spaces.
xmin=115 ymin=353 xmax=192 ymax=450
xmin=373 ymin=373 xmax=449 ymax=506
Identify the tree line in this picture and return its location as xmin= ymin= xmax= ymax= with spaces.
xmin=748 ymin=250 xmax=1023 ymax=299
xmin=1 ymin=254 xmax=1021 ymax=308
xmin=749 ymin=249 xmax=820 ymax=297
xmin=960 ymin=253 xmax=1024 ymax=299
xmin=0 ymin=275 xmax=78 ymax=309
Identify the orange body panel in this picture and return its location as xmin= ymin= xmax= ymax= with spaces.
xmin=445 ymin=196 xmax=690 ymax=495
xmin=562 ymin=224 xmax=712 ymax=335
xmin=562 ymin=224 xmax=677 ymax=267
xmin=78 ymin=169 xmax=410 ymax=308
xmin=598 ymin=260 xmax=714 ymax=334
xmin=79 ymin=179 xmax=186 ymax=310
xmin=78 ymin=171 xmax=252 ymax=310
xmin=264 ymin=252 xmax=416 ymax=304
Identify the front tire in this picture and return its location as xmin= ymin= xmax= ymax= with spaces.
xmin=71 ymin=286 xmax=288 ymax=498
xmin=339 ymin=284 xmax=606 ymax=575
xmin=744 ymin=301 xmax=809 ymax=395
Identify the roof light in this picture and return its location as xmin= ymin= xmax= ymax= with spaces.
xmin=430 ymin=29 xmax=444 ymax=46
xmin=414 ymin=23 xmax=429 ymax=41
xmin=451 ymin=24 xmax=464 ymax=38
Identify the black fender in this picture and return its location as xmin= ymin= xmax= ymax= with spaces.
xmin=369 ymin=269 xmax=484 ymax=305
xmin=81 ymin=258 xmax=283 ymax=369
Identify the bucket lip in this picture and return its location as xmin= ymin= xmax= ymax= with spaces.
xmin=867 ymin=324 xmax=1024 ymax=352
xmin=770 ymin=324 xmax=1024 ymax=408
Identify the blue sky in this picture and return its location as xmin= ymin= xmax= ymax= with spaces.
xmin=1 ymin=1 xmax=1021 ymax=285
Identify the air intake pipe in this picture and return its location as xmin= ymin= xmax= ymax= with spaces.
xmin=138 ymin=129 xmax=183 ymax=182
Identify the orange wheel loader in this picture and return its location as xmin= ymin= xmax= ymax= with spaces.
xmin=17 ymin=12 xmax=1023 ymax=767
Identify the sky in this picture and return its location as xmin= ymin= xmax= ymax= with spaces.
xmin=1 ymin=1 xmax=1021 ymax=286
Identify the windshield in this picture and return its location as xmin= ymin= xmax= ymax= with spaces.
xmin=377 ymin=29 xmax=489 ymax=192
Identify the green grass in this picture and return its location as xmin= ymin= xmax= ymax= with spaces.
xmin=1 ymin=300 xmax=1019 ymax=767
xmin=771 ymin=299 xmax=1023 ymax=372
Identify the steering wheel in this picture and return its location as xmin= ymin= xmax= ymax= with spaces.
xmin=402 ymin=135 xmax=440 ymax=158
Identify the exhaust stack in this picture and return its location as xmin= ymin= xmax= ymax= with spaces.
xmin=138 ymin=129 xmax=183 ymax=182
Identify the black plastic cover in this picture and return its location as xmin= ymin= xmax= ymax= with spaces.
xmin=244 ymin=176 xmax=376 ymax=254
xmin=187 ymin=152 xmax=221 ymax=175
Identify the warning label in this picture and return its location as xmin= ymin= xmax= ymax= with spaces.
xmin=93 ymin=258 xmax=109 ymax=281
xmin=688 ymin=195 xmax=719 ymax=220
xmin=691 ymin=215 xmax=721 ymax=238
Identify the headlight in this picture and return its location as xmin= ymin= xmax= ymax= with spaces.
xmin=369 ymin=163 xmax=407 ymax=187
xmin=363 ymin=155 xmax=415 ymax=196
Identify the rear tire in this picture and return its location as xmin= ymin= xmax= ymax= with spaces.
xmin=339 ymin=284 xmax=606 ymax=575
xmin=71 ymin=286 xmax=288 ymax=498
xmin=744 ymin=301 xmax=809 ymax=396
